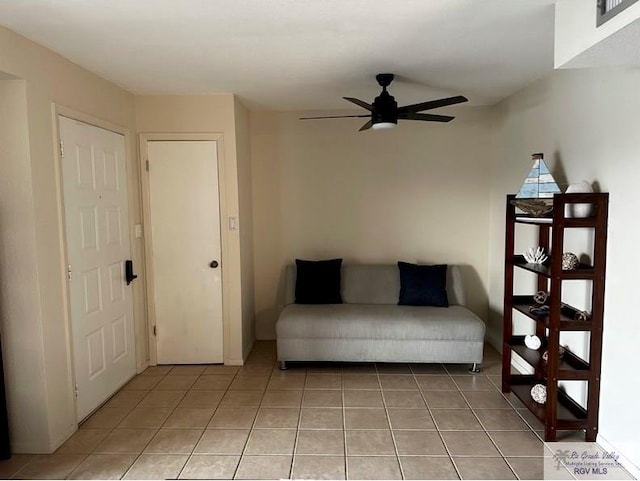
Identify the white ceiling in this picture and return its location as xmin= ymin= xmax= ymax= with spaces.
xmin=0 ymin=0 xmax=556 ymax=110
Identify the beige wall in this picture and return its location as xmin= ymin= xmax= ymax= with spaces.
xmin=251 ymin=108 xmax=495 ymax=339
xmin=0 ymin=79 xmax=49 ymax=452
xmin=488 ymin=68 xmax=640 ymax=474
xmin=135 ymin=94 xmax=250 ymax=364
xmin=234 ymin=98 xmax=256 ymax=358
xmin=0 ymin=26 xmax=140 ymax=452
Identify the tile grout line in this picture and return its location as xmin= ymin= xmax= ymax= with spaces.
xmin=75 ymin=365 xmax=177 ymax=480
xmin=456 ymin=379 xmax=521 ymax=479
xmin=288 ymin=366 xmax=308 ymax=480
xmin=122 ymin=365 xmax=208 ymax=479
xmin=232 ymin=358 xmax=278 ymax=480
xmin=52 ymin=365 xmax=175 ymax=480
xmin=341 ymin=365 xmax=349 ymax=481
xmin=379 ymin=364 xmax=405 ymax=480
xmin=174 ymin=365 xmax=240 ymax=480
xmin=416 ymin=364 xmax=464 ymax=480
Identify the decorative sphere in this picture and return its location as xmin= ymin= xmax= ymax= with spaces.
xmin=562 ymin=253 xmax=579 ymax=270
xmin=565 ymin=181 xmax=594 ymax=218
xmin=531 ymin=384 xmax=547 ymax=404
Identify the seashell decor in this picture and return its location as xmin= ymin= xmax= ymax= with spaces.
xmin=531 ymin=384 xmax=547 ymax=404
xmin=523 ymin=247 xmax=548 ymax=264
xmin=533 ymin=291 xmax=548 ymax=305
xmin=524 ymin=334 xmax=542 ymax=350
xmin=542 ymin=346 xmax=565 ymax=363
xmin=562 ymin=252 xmax=580 ymax=270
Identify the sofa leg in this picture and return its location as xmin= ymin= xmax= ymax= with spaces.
xmin=469 ymin=363 xmax=482 ymax=373
xmin=279 ymin=360 xmax=288 ymax=370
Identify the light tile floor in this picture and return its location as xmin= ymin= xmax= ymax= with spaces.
xmin=0 ymin=342 xmax=602 ymax=479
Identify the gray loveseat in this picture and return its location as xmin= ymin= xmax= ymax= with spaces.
xmin=276 ymin=264 xmax=486 ymax=370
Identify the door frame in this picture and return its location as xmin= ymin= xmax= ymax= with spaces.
xmin=139 ymin=133 xmax=229 ymax=365
xmin=52 ymin=104 xmax=142 ymax=423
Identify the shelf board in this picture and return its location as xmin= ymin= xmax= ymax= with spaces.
xmin=512 ymin=295 xmax=593 ymax=331
xmin=509 ymin=379 xmax=588 ymax=428
xmin=515 ymin=216 xmax=553 ymax=224
xmin=508 ymin=336 xmax=590 ymax=379
xmin=515 ymin=216 xmax=598 ymax=228
xmin=513 ymin=256 xmax=596 ymax=279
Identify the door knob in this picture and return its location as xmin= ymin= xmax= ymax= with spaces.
xmin=209 ymin=260 xmax=219 ymax=268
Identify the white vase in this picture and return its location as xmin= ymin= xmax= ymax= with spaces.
xmin=564 ymin=181 xmax=593 ymax=218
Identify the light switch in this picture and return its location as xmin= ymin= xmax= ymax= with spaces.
xmin=134 ymin=224 xmax=143 ymax=238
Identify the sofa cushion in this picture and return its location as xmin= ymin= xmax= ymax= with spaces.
xmin=276 ymin=304 xmax=485 ymax=341
xmin=398 ymin=262 xmax=449 ymax=307
xmin=295 ymin=258 xmax=343 ymax=304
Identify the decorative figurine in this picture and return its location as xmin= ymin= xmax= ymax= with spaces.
xmin=524 ymin=334 xmax=542 ymax=350
xmin=533 ymin=291 xmax=548 ymax=305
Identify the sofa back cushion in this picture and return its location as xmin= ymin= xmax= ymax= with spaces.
xmin=284 ymin=264 xmax=465 ymax=306
xmin=295 ymin=258 xmax=343 ymax=304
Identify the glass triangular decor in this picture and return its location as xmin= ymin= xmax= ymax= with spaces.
xmin=516 ymin=153 xmax=562 ymax=199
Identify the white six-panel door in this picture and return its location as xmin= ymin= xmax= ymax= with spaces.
xmin=59 ymin=116 xmax=136 ymax=421
xmin=147 ymin=140 xmax=223 ymax=364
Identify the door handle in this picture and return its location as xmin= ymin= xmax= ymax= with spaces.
xmin=125 ymin=260 xmax=138 ymax=285
xmin=209 ymin=260 xmax=219 ymax=268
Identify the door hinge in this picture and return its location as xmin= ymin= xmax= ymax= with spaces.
xmin=146 ymin=159 xmax=149 ymax=171
xmin=153 ymin=325 xmax=156 ymax=336
xmin=67 ymin=264 xmax=72 ymax=280
xmin=59 ymin=140 xmax=64 ymax=158
xmin=74 ymin=383 xmax=78 ymax=398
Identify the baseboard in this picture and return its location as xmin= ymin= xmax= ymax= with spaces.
xmin=48 ymin=423 xmax=77 ymax=453
xmin=11 ymin=439 xmax=54 ymax=454
xmin=136 ymin=359 xmax=150 ymax=374
xmin=243 ymin=337 xmax=256 ymax=362
xmin=225 ymin=359 xmax=245 ymax=366
xmin=486 ymin=332 xmax=502 ymax=354
xmin=596 ymin=433 xmax=640 ymax=480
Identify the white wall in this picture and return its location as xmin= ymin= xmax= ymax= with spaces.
xmin=0 ymin=25 xmax=140 ymax=453
xmin=488 ymin=67 xmax=640 ymax=475
xmin=251 ymin=108 xmax=495 ymax=339
xmin=555 ymin=0 xmax=640 ymax=68
xmin=0 ymin=79 xmax=49 ymax=452
xmin=135 ymin=94 xmax=252 ymax=365
xmin=234 ymin=97 xmax=256 ymax=359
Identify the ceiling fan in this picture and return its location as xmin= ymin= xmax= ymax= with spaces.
xmin=300 ymin=73 xmax=468 ymax=131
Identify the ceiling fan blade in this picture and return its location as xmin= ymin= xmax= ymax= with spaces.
xmin=359 ymin=120 xmax=373 ymax=131
xmin=299 ymin=114 xmax=370 ymax=120
xmin=398 ymin=95 xmax=468 ymax=114
xmin=398 ymin=113 xmax=454 ymax=122
xmin=344 ymin=97 xmax=373 ymax=111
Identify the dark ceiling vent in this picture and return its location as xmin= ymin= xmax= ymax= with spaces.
xmin=597 ymin=0 xmax=640 ymax=26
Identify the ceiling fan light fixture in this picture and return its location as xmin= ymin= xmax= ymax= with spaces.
xmin=372 ymin=121 xmax=396 ymax=130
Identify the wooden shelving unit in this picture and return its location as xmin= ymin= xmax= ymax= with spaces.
xmin=501 ymin=192 xmax=608 ymax=441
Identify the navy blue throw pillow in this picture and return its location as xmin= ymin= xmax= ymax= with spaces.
xmin=295 ymin=258 xmax=343 ymax=304
xmin=398 ymin=262 xmax=449 ymax=307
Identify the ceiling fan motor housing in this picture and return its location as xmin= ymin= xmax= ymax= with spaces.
xmin=373 ymin=90 xmax=398 ymax=126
